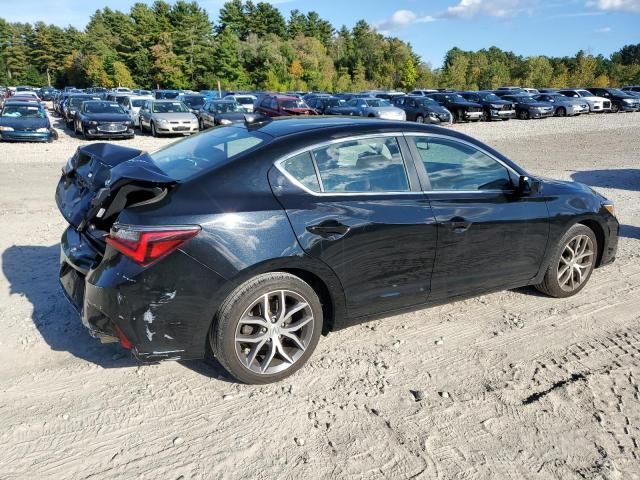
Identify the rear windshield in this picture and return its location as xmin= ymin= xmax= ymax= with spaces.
xmin=236 ymin=97 xmax=255 ymax=105
xmin=212 ymin=102 xmax=243 ymax=113
xmin=131 ymin=98 xmax=147 ymax=107
xmin=150 ymin=127 xmax=270 ymax=180
xmin=153 ymin=102 xmax=189 ymax=113
xmin=280 ymin=99 xmax=308 ymax=109
xmin=2 ymin=105 xmax=46 ymax=118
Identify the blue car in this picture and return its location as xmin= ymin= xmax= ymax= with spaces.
xmin=0 ymin=101 xmax=56 ymax=142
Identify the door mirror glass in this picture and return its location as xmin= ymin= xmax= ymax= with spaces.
xmin=518 ymin=175 xmax=541 ymax=195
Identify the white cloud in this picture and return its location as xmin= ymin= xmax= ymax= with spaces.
xmin=442 ymin=0 xmax=535 ymax=18
xmin=375 ymin=9 xmax=437 ymax=33
xmin=587 ymin=0 xmax=640 ymax=12
xmin=595 ymin=26 xmax=612 ymax=32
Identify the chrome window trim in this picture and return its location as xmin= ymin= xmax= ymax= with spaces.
xmin=274 ymin=132 xmax=420 ymax=197
xmin=404 ymin=132 xmax=520 ymax=194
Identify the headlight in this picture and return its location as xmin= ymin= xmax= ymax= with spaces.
xmin=157 ymin=118 xmax=168 ymax=124
xmin=219 ymin=119 xmax=232 ymax=125
xmin=0 ymin=126 xmax=14 ymax=131
xmin=89 ymin=121 xmax=98 ymax=126
xmin=35 ymin=127 xmax=49 ymax=132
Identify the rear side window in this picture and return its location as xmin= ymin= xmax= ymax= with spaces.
xmin=411 ymin=137 xmax=512 ymax=191
xmin=313 ymin=137 xmax=409 ymax=193
xmin=280 ymin=152 xmax=321 ymax=192
xmin=150 ymin=127 xmax=269 ymax=181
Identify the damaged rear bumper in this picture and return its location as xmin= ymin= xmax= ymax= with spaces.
xmin=59 ymin=225 xmax=227 ymax=361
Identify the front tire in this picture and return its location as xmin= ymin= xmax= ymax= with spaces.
xmin=611 ymin=102 xmax=620 ymax=113
xmin=534 ymin=224 xmax=597 ymax=298
xmin=210 ymin=272 xmax=323 ymax=384
xmin=151 ymin=121 xmax=158 ymax=137
xmin=415 ymin=115 xmax=424 ymax=123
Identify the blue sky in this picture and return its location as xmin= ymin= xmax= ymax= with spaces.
xmin=3 ymin=0 xmax=640 ymax=66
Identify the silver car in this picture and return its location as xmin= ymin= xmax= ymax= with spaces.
xmin=333 ymin=97 xmax=406 ymax=120
xmin=557 ymin=89 xmax=611 ymax=113
xmin=138 ymin=99 xmax=199 ymax=137
xmin=533 ymin=93 xmax=590 ymax=116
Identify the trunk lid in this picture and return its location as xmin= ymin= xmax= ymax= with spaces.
xmin=56 ymin=143 xmax=175 ymax=235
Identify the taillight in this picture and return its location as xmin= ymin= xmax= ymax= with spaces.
xmin=106 ymin=225 xmax=201 ymax=266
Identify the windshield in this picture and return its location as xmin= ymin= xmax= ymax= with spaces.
xmin=325 ymin=98 xmax=345 ymax=107
xmin=608 ymin=89 xmax=627 ymax=96
xmin=480 ymin=93 xmax=501 ymax=102
xmin=153 ymin=102 xmax=189 ymax=113
xmin=115 ymin=96 xmax=130 ymax=107
xmin=576 ymin=90 xmax=591 ymax=97
xmin=447 ymin=94 xmax=466 ymax=102
xmin=364 ymin=99 xmax=391 ymax=107
xmin=83 ymin=102 xmax=125 ymax=114
xmin=417 ymin=98 xmax=438 ymax=106
xmin=131 ymin=99 xmax=147 ymax=107
xmin=2 ymin=105 xmax=46 ymax=118
xmin=280 ymin=99 xmax=308 ymax=109
xmin=212 ymin=102 xmax=243 ymax=113
xmin=156 ymin=91 xmax=180 ymax=99
xmin=236 ymin=97 xmax=255 ymax=105
xmin=183 ymin=96 xmax=205 ymax=108
xmin=150 ymin=127 xmax=270 ymax=181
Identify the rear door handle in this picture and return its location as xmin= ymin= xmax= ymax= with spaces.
xmin=306 ymin=220 xmax=350 ymax=239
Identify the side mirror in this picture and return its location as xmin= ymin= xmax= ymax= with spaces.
xmin=518 ymin=175 xmax=541 ymax=195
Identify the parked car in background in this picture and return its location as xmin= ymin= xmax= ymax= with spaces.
xmin=73 ymin=100 xmax=135 ymax=140
xmin=459 ymin=91 xmax=515 ymax=121
xmin=392 ymin=95 xmax=452 ymax=124
xmin=305 ymin=96 xmax=346 ymax=115
xmin=180 ymin=94 xmax=206 ymax=113
xmin=621 ymin=85 xmax=640 ymax=93
xmin=586 ymin=87 xmax=640 ymax=112
xmin=330 ymin=97 xmax=406 ymax=120
xmin=122 ymin=95 xmax=153 ymax=127
xmin=198 ymin=100 xmax=246 ymax=129
xmin=533 ymin=93 xmax=589 ymax=116
xmin=408 ymin=89 xmax=439 ymax=96
xmin=138 ymin=99 xmax=199 ymax=137
xmin=537 ymin=88 xmax=559 ymax=94
xmin=255 ymin=94 xmax=317 ymax=117
xmin=427 ymin=93 xmax=483 ymax=122
xmin=222 ymin=94 xmax=257 ymax=112
xmin=64 ymin=94 xmax=102 ymax=127
xmin=522 ymin=88 xmax=540 ymax=95
xmin=502 ymin=94 xmax=555 ymax=119
xmin=55 ymin=116 xmax=619 ymax=383
xmin=557 ymin=89 xmax=611 ymax=113
xmin=0 ymin=101 xmax=55 ymax=142
xmin=39 ymin=87 xmax=57 ymax=101
xmin=154 ymin=89 xmax=181 ymax=100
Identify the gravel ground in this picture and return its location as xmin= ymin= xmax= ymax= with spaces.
xmin=0 ymin=111 xmax=639 ymax=479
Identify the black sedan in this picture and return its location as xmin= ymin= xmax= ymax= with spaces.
xmin=392 ymin=95 xmax=452 ymax=124
xmin=502 ymin=95 xmax=555 ymax=120
xmin=459 ymin=91 xmax=516 ymax=121
xmin=73 ymin=101 xmax=135 ymax=140
xmin=198 ymin=100 xmax=246 ymax=129
xmin=426 ymin=93 xmax=483 ymax=122
xmin=56 ymin=117 xmax=619 ymax=384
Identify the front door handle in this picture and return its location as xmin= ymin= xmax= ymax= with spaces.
xmin=446 ymin=216 xmax=472 ymax=233
xmin=306 ymin=220 xmax=350 ymax=239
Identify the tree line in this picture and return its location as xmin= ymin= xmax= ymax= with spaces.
xmin=0 ymin=0 xmax=638 ymax=91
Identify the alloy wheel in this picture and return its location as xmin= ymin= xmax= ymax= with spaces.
xmin=557 ymin=234 xmax=594 ymax=292
xmin=416 ymin=115 xmax=424 ymax=123
xmin=234 ymin=290 xmax=314 ymax=375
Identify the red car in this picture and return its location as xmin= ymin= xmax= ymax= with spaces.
xmin=255 ymin=94 xmax=317 ymax=117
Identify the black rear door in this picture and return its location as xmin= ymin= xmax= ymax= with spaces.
xmin=270 ymin=134 xmax=438 ymax=319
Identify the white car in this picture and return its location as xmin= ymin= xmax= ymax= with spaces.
xmin=122 ymin=95 xmax=153 ymax=126
xmin=223 ymin=94 xmax=257 ymax=112
xmin=557 ymin=89 xmax=612 ymax=113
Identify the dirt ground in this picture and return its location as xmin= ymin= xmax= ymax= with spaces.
xmin=0 ymin=112 xmax=639 ymax=480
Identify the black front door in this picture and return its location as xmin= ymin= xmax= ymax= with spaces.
xmin=270 ymin=135 xmax=438 ymax=319
xmin=406 ymin=134 xmax=549 ymax=300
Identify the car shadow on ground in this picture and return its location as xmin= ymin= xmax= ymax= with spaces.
xmin=2 ymin=243 xmax=236 ymax=379
xmin=2 ymin=244 xmax=137 ymax=368
xmin=571 ymin=169 xmax=640 ymax=192
xmin=620 ymin=224 xmax=640 ymax=240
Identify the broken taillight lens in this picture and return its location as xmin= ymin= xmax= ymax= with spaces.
xmin=106 ymin=225 xmax=201 ymax=266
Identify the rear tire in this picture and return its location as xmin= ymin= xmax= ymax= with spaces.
xmin=210 ymin=272 xmax=323 ymax=384
xmin=534 ymin=224 xmax=597 ymax=298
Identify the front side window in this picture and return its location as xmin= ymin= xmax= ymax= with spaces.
xmin=312 ymin=137 xmax=409 ymax=193
xmin=411 ymin=137 xmax=512 ymax=191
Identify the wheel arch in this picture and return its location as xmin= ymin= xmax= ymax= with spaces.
xmin=578 ymin=218 xmax=605 ymax=267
